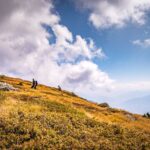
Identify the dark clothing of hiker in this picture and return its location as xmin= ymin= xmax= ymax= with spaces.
xmin=31 ymin=79 xmax=35 ymax=89
xmin=34 ymin=81 xmax=38 ymax=89
xmin=58 ymin=85 xmax=61 ymax=91
xmin=31 ymin=79 xmax=38 ymax=89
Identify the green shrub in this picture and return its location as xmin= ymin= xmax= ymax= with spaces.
xmin=143 ymin=112 xmax=150 ymax=118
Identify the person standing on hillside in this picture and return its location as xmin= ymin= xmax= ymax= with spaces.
xmin=31 ymin=79 xmax=38 ymax=89
xmin=34 ymin=80 xmax=38 ymax=89
xmin=58 ymin=85 xmax=62 ymax=91
xmin=31 ymin=79 xmax=35 ymax=89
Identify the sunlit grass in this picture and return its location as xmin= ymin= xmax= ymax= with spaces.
xmin=0 ymin=75 xmax=150 ymax=149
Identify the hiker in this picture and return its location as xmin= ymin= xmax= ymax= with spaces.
xmin=58 ymin=85 xmax=62 ymax=91
xmin=34 ymin=81 xmax=38 ymax=89
xmin=31 ymin=79 xmax=35 ymax=89
xmin=31 ymin=79 xmax=38 ymax=89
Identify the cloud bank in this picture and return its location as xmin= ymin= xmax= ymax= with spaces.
xmin=0 ymin=0 xmax=113 ymax=99
xmin=1 ymin=0 xmax=150 ymax=110
xmin=75 ymin=0 xmax=150 ymax=29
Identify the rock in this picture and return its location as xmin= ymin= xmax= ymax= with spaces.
xmin=125 ymin=114 xmax=137 ymax=121
xmin=98 ymin=102 xmax=110 ymax=108
xmin=0 ymin=82 xmax=17 ymax=91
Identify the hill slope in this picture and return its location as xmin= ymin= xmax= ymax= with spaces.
xmin=0 ymin=75 xmax=150 ymax=149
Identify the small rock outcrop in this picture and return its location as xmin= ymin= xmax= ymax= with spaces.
xmin=98 ymin=102 xmax=110 ymax=108
xmin=0 ymin=82 xmax=17 ymax=91
xmin=125 ymin=114 xmax=137 ymax=121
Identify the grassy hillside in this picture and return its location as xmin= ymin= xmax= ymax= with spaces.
xmin=0 ymin=75 xmax=150 ymax=149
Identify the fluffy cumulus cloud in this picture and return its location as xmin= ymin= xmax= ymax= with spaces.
xmin=0 ymin=0 xmax=113 ymax=99
xmin=75 ymin=0 xmax=150 ymax=29
xmin=133 ymin=39 xmax=150 ymax=47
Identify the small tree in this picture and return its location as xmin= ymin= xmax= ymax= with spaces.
xmin=143 ymin=112 xmax=150 ymax=118
xmin=146 ymin=112 xmax=150 ymax=118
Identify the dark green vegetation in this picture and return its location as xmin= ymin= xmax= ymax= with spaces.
xmin=143 ymin=112 xmax=150 ymax=119
xmin=0 ymin=76 xmax=150 ymax=149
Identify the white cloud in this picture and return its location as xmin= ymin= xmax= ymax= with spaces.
xmin=116 ymin=81 xmax=150 ymax=91
xmin=0 ymin=0 xmax=111 ymax=99
xmin=51 ymin=25 xmax=105 ymax=63
xmin=62 ymin=60 xmax=114 ymax=88
xmin=75 ymin=0 xmax=150 ymax=29
xmin=133 ymin=39 xmax=150 ymax=47
xmin=108 ymin=81 xmax=150 ymax=108
xmin=1 ymin=0 xmax=150 ymax=109
xmin=52 ymin=24 xmax=73 ymax=45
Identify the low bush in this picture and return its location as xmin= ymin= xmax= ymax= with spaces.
xmin=98 ymin=102 xmax=110 ymax=108
xmin=143 ymin=112 xmax=150 ymax=119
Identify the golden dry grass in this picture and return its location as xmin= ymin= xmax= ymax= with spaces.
xmin=0 ymin=75 xmax=150 ymax=149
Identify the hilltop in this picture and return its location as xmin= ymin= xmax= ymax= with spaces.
xmin=0 ymin=75 xmax=150 ymax=149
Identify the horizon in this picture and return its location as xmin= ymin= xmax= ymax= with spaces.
xmin=0 ymin=0 xmax=150 ymax=114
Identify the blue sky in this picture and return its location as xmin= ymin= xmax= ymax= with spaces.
xmin=55 ymin=0 xmax=150 ymax=81
xmin=0 ymin=0 xmax=150 ymax=114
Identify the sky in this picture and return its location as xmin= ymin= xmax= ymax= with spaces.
xmin=0 ymin=0 xmax=150 ymax=114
